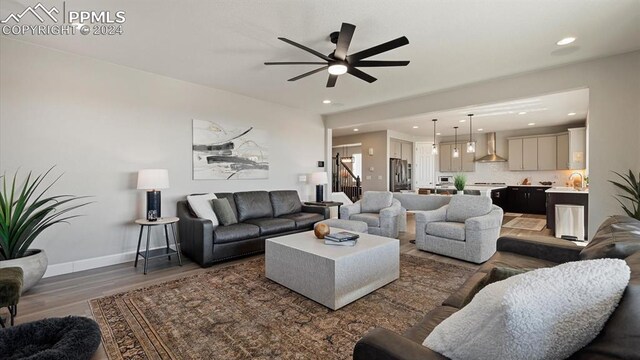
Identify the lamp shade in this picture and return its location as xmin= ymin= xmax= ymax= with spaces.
xmin=309 ymin=172 xmax=328 ymax=185
xmin=137 ymin=169 xmax=170 ymax=190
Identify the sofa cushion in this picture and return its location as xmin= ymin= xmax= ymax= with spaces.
xmin=215 ymin=193 xmax=239 ymax=218
xmin=403 ymin=306 xmax=459 ymax=343
xmin=269 ymin=190 xmax=303 ymax=217
xmin=211 ymin=198 xmax=238 ymax=226
xmin=580 ymin=215 xmax=640 ymax=260
xmin=213 ymin=223 xmax=260 ymax=244
xmin=234 ymin=191 xmax=273 ymax=222
xmin=244 ymin=217 xmax=296 ymax=235
xmin=478 ymin=251 xmax=558 ymax=274
xmin=279 ymin=212 xmax=324 ymax=229
xmin=350 ymin=213 xmax=381 ymax=227
xmin=187 ymin=193 xmax=218 ymax=226
xmin=361 ymin=191 xmax=393 ymax=213
xmin=426 ymin=222 xmax=466 ymax=241
xmin=424 ymin=259 xmax=630 ymax=360
xmin=446 ymin=195 xmax=492 ymax=223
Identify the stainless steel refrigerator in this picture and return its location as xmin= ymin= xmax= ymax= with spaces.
xmin=389 ymin=158 xmax=411 ymax=192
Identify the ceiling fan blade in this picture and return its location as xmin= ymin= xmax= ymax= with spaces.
xmin=288 ymin=66 xmax=328 ymax=81
xmin=347 ymin=36 xmax=409 ymax=62
xmin=352 ymin=60 xmax=410 ymax=67
xmin=347 ymin=67 xmax=377 ymax=83
xmin=326 ymin=74 xmax=338 ymax=88
xmin=264 ymin=62 xmax=327 ymax=65
xmin=278 ymin=37 xmax=332 ymax=61
xmin=334 ymin=23 xmax=356 ymax=61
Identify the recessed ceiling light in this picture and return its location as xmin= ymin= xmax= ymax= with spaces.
xmin=556 ymin=37 xmax=576 ymax=46
xmin=518 ymin=112 xmax=527 ymax=115
xmin=568 ymin=112 xmax=576 ymax=116
xmin=412 ymin=126 xmax=419 ymax=129
xmin=459 ymin=119 xmax=466 ymax=123
xmin=353 ymin=128 xmax=359 ymax=132
xmin=436 ymin=132 xmax=441 ymax=135
xmin=322 ymin=100 xmax=331 ymax=104
xmin=528 ymin=123 xmax=536 ymax=126
xmin=477 ymin=128 xmax=484 ymax=131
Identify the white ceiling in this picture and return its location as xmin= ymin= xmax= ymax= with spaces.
xmin=331 ymin=88 xmax=589 ymax=137
xmin=1 ymin=0 xmax=639 ymax=116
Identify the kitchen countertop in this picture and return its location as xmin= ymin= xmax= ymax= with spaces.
xmin=546 ymin=187 xmax=589 ymax=194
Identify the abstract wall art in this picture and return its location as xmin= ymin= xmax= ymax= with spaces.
xmin=192 ymin=119 xmax=269 ymax=180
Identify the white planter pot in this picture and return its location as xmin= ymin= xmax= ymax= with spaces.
xmin=0 ymin=249 xmax=48 ymax=294
xmin=456 ymin=190 xmax=464 ymax=195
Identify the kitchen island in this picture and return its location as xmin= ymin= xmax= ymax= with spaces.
xmin=546 ymin=187 xmax=589 ymax=240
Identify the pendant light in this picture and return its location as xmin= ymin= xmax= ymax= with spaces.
xmin=453 ymin=126 xmax=460 ymax=158
xmin=466 ymin=113 xmax=476 ymax=153
xmin=431 ymin=119 xmax=438 ymax=155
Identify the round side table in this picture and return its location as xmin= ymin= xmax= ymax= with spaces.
xmin=134 ymin=217 xmax=182 ymax=274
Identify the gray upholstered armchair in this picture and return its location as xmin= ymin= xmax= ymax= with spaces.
xmin=340 ymin=191 xmax=402 ymax=238
xmin=415 ymin=195 xmax=503 ymax=263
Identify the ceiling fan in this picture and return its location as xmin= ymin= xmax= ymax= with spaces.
xmin=264 ymin=23 xmax=410 ymax=87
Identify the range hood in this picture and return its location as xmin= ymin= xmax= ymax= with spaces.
xmin=476 ymin=132 xmax=507 ymax=162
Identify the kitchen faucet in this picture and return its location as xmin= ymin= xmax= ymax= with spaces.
xmin=569 ymin=172 xmax=584 ymax=189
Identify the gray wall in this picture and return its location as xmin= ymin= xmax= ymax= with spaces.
xmin=333 ymin=131 xmax=388 ymax=192
xmin=325 ymin=51 xmax=640 ymax=238
xmin=0 ymin=39 xmax=324 ymax=272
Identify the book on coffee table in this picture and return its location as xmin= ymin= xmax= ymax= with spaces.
xmin=324 ymin=231 xmax=359 ymax=242
xmin=324 ymin=239 xmax=357 ymax=246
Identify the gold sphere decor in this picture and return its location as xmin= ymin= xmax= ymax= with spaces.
xmin=314 ymin=223 xmax=330 ymax=239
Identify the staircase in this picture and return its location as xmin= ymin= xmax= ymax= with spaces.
xmin=332 ymin=153 xmax=362 ymax=203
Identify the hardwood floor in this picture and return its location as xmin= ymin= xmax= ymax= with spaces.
xmin=5 ymin=213 xmax=553 ymax=359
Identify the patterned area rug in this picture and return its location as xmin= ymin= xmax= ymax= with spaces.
xmin=503 ymin=217 xmax=547 ymax=231
xmin=90 ymin=254 xmax=473 ymax=360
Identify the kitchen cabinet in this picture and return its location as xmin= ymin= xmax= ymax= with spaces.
xmin=461 ymin=145 xmax=476 ymax=172
xmin=546 ymin=191 xmax=588 ymax=240
xmin=490 ymin=188 xmax=507 ymax=210
xmin=537 ymin=136 xmax=557 ymax=170
xmin=439 ymin=144 xmax=451 ymax=172
xmin=401 ymin=142 xmax=413 ymax=164
xmin=507 ymin=186 xmax=550 ymax=215
xmin=508 ymin=138 xmax=537 ymax=171
xmin=391 ymin=140 xmax=402 ymax=158
xmin=508 ymin=139 xmax=523 ymax=170
xmin=568 ymin=127 xmax=586 ymax=170
xmin=439 ymin=142 xmax=474 ymax=172
xmin=556 ymin=133 xmax=569 ymax=170
xmin=522 ymin=138 xmax=538 ymax=170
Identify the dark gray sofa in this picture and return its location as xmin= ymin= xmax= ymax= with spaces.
xmin=354 ymin=215 xmax=640 ymax=359
xmin=177 ymin=190 xmax=329 ymax=266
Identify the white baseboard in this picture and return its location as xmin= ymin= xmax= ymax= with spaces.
xmin=43 ymin=246 xmax=166 ymax=278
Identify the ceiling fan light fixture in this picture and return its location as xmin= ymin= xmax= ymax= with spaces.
xmin=328 ymin=64 xmax=348 ymax=75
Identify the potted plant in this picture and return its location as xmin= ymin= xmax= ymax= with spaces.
xmin=454 ymin=173 xmax=467 ymax=195
xmin=0 ymin=168 xmax=90 ymax=293
xmin=609 ymin=170 xmax=640 ymax=220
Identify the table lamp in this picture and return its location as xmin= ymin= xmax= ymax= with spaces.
xmin=309 ymin=171 xmax=328 ymax=202
xmin=137 ymin=169 xmax=169 ymax=221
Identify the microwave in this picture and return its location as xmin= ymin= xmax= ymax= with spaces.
xmin=438 ymin=175 xmax=453 ymax=184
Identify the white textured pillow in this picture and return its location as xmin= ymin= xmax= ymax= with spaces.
xmin=187 ymin=193 xmax=218 ymax=226
xmin=424 ymin=259 xmax=630 ymax=360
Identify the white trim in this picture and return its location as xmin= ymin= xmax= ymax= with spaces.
xmin=43 ymin=245 xmax=167 ymax=278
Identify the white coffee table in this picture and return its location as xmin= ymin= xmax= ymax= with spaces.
xmin=265 ymin=230 xmax=399 ymax=310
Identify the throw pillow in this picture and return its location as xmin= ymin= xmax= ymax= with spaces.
xmin=187 ymin=193 xmax=218 ymax=227
xmin=211 ymin=198 xmax=238 ymax=226
xmin=423 ymin=259 xmax=630 ymax=360
xmin=360 ymin=191 xmax=393 ymax=213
